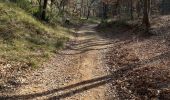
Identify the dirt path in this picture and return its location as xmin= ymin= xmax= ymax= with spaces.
xmin=1 ymin=24 xmax=114 ymax=100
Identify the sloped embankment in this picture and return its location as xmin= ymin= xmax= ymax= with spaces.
xmin=0 ymin=2 xmax=69 ymax=91
xmin=104 ymin=17 xmax=170 ymax=99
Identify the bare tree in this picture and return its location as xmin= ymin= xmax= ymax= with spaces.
xmin=41 ymin=0 xmax=48 ymax=20
xmin=143 ymin=0 xmax=151 ymax=33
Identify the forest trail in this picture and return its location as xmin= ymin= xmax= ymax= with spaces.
xmin=1 ymin=1 xmax=170 ymax=99
xmin=1 ymin=24 xmax=115 ymax=100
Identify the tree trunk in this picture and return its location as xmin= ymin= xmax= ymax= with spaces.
xmin=136 ymin=1 xmax=141 ymax=18
xmin=162 ymin=0 xmax=165 ymax=14
xmin=86 ymin=10 xmax=90 ymax=19
xmin=38 ymin=0 xmax=42 ymax=18
xmin=143 ymin=0 xmax=151 ymax=33
xmin=41 ymin=0 xmax=48 ymax=20
xmin=130 ymin=0 xmax=134 ymax=20
xmin=102 ymin=2 xmax=108 ymax=20
xmin=80 ymin=0 xmax=84 ymax=17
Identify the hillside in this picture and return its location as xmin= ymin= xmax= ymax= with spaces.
xmin=0 ymin=1 xmax=170 ymax=99
xmin=0 ymin=2 xmax=69 ymax=90
xmin=97 ymin=16 xmax=170 ymax=99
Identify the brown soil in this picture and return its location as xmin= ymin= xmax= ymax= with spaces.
xmin=0 ymin=16 xmax=170 ymax=100
xmin=0 ymin=24 xmax=113 ymax=100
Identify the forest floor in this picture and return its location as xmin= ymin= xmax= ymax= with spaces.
xmin=1 ymin=16 xmax=170 ymax=100
xmin=0 ymin=24 xmax=114 ymax=100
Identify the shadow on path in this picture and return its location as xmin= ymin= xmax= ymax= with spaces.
xmin=1 ymin=24 xmax=170 ymax=100
xmin=58 ymin=38 xmax=116 ymax=55
xmin=0 ymin=51 xmax=170 ymax=100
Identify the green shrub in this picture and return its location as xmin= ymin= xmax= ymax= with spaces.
xmin=99 ymin=20 xmax=130 ymax=29
xmin=5 ymin=0 xmax=39 ymax=15
xmin=0 ymin=2 xmax=70 ymax=68
xmin=10 ymin=0 xmax=31 ymax=10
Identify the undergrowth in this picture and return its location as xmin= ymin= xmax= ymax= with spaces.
xmin=0 ymin=2 xmax=69 ymax=69
xmin=97 ymin=20 xmax=132 ymax=32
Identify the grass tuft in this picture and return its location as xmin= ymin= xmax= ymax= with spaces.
xmin=0 ymin=2 xmax=70 ymax=69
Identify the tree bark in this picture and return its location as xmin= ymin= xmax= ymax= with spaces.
xmin=143 ymin=0 xmax=151 ymax=33
xmin=130 ymin=0 xmax=134 ymax=20
xmin=41 ymin=0 xmax=48 ymax=20
xmin=80 ymin=0 xmax=84 ymax=17
xmin=102 ymin=2 xmax=108 ymax=20
xmin=38 ymin=0 xmax=42 ymax=18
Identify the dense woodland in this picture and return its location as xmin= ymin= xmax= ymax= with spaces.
xmin=0 ymin=0 xmax=170 ymax=100
xmin=4 ymin=0 xmax=170 ymax=31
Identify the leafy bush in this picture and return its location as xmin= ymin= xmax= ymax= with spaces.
xmin=100 ymin=20 xmax=130 ymax=28
xmin=5 ymin=0 xmax=39 ymax=15
xmin=10 ymin=0 xmax=31 ymax=10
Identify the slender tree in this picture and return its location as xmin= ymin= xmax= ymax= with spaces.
xmin=130 ymin=0 xmax=133 ymax=20
xmin=41 ymin=0 xmax=48 ymax=20
xmin=143 ymin=0 xmax=151 ymax=33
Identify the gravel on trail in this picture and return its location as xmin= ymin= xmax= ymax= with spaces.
xmin=0 ymin=24 xmax=115 ymax=100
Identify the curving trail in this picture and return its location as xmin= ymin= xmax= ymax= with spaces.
xmin=0 ymin=24 xmax=115 ymax=100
